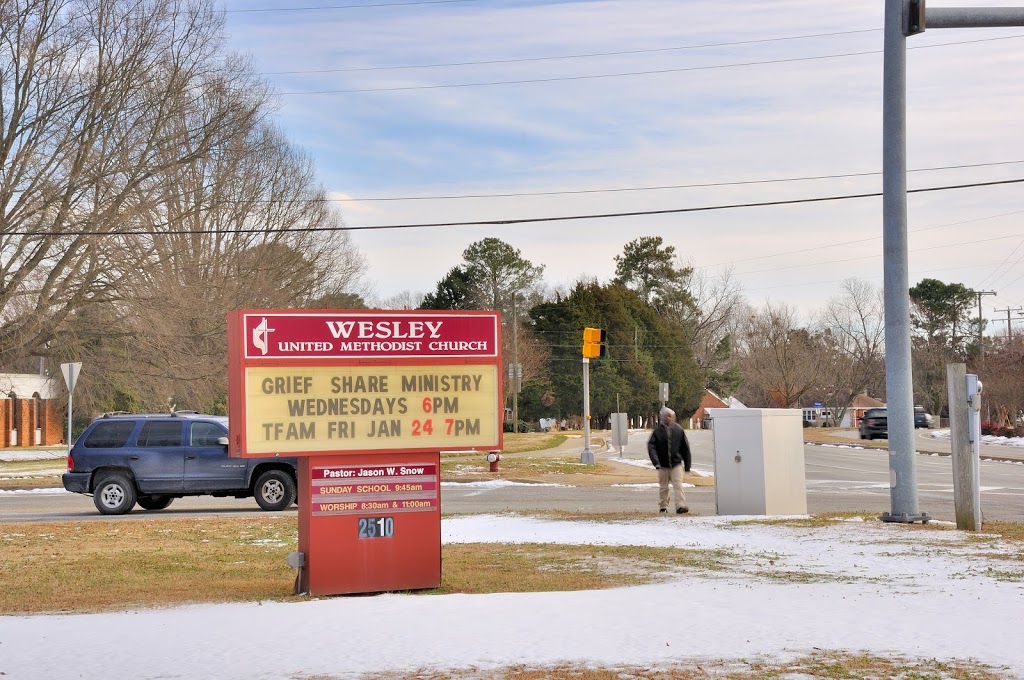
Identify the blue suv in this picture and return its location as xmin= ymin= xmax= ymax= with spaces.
xmin=62 ymin=412 xmax=298 ymax=515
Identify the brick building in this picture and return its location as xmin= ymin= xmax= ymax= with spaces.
xmin=687 ymin=389 xmax=746 ymax=429
xmin=0 ymin=374 xmax=64 ymax=448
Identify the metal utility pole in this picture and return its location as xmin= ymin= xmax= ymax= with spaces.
xmin=994 ymin=307 xmax=1022 ymax=340
xmin=581 ymin=357 xmax=594 ymax=464
xmin=512 ymin=297 xmax=519 ymax=429
xmin=972 ymin=290 xmax=996 ymax=359
xmin=881 ymin=0 xmax=1024 ymax=523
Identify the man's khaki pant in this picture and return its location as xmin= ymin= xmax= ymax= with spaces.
xmin=658 ymin=464 xmax=687 ymax=511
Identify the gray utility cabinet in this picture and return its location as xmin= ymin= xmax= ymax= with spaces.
xmin=706 ymin=408 xmax=807 ymax=516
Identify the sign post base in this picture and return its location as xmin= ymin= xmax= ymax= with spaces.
xmin=298 ymin=453 xmax=442 ymax=596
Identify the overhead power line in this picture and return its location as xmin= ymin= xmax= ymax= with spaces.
xmin=278 ymin=35 xmax=1024 ymax=95
xmin=226 ymin=0 xmax=482 ymax=13
xmin=702 ymin=208 xmax=1024 ymax=269
xmin=330 ymin=159 xmax=1024 ymax=202
xmin=13 ymin=177 xmax=1024 ymax=237
xmin=742 ymin=260 xmax=1002 ymax=292
xmin=262 ymin=29 xmax=879 ymax=75
xmin=736 ymin=233 xmax=1024 ymax=277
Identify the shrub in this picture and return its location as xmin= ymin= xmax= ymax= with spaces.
xmin=503 ymin=420 xmax=532 ymax=433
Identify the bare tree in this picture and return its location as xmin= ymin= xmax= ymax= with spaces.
xmin=1 ymin=0 xmax=263 ymax=366
xmin=815 ymin=278 xmax=886 ymax=424
xmin=669 ymin=264 xmax=744 ymax=395
xmin=376 ymin=290 xmax=425 ymax=310
xmin=978 ymin=336 xmax=1024 ymax=427
xmin=735 ymin=301 xmax=821 ymax=408
xmin=2 ymin=1 xmax=367 ymax=411
xmin=62 ymin=118 xmax=366 ymax=412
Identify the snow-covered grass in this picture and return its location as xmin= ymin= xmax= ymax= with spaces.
xmin=929 ymin=428 xmax=1024 ymax=448
xmin=1 ymin=513 xmax=1021 ymax=679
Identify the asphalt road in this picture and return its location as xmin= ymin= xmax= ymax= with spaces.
xmin=2 ymin=430 xmax=1022 ymax=523
xmin=441 ymin=429 xmax=1024 ymax=522
xmin=831 ymin=426 xmax=1024 ymax=463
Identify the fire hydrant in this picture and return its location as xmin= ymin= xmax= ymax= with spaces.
xmin=486 ymin=451 xmax=501 ymax=473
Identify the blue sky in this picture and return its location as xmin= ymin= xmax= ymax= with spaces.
xmin=221 ymin=0 xmax=1024 ymax=328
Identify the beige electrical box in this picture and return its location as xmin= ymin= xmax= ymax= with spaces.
xmin=706 ymin=408 xmax=807 ymax=516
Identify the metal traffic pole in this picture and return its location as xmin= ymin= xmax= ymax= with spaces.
xmin=581 ymin=357 xmax=594 ymax=464
xmin=880 ymin=0 xmax=1024 ymax=523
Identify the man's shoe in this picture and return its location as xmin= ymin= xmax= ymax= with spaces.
xmin=676 ymin=506 xmax=689 ymax=514
xmin=659 ymin=508 xmax=667 ymax=513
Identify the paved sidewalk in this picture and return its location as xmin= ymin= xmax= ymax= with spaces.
xmin=0 ymin=447 xmax=66 ymax=462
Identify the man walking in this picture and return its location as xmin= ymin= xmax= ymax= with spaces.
xmin=647 ymin=407 xmax=691 ymax=514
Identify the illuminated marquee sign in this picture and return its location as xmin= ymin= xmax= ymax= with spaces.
xmin=243 ymin=312 xmax=498 ymax=360
xmin=228 ymin=310 xmax=502 ymax=457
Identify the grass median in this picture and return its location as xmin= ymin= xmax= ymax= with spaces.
xmin=1 ymin=512 xmax=1021 ymax=615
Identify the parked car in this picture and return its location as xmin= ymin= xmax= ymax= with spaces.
xmin=914 ymin=406 xmax=933 ymax=429
xmin=859 ymin=407 xmax=888 ymax=440
xmin=62 ymin=412 xmax=298 ymax=515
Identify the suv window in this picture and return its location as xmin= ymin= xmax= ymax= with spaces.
xmin=137 ymin=421 xmax=182 ymax=447
xmin=865 ymin=408 xmax=887 ymax=418
xmin=83 ymin=421 xmax=136 ymax=448
xmin=190 ymin=421 xmax=226 ymax=447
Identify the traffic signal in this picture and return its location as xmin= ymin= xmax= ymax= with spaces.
xmin=582 ymin=327 xmax=606 ymax=358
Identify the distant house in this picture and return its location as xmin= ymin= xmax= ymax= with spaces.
xmin=844 ymin=393 xmax=886 ymax=428
xmin=801 ymin=392 xmax=885 ymax=428
xmin=0 ymin=374 xmax=64 ymax=448
xmin=687 ymin=389 xmax=746 ymax=429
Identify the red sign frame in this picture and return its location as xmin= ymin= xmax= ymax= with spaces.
xmin=227 ymin=309 xmax=503 ymax=458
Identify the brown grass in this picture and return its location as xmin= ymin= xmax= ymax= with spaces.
xmin=0 ymin=517 xmax=298 ymax=613
xmin=801 ymin=427 xmax=890 ymax=449
xmin=351 ymin=651 xmax=1011 ymax=679
xmin=499 ymin=431 xmax=571 ymax=453
xmin=0 ymin=516 xmax=739 ymax=614
xmin=0 ymin=458 xmax=65 ymax=490
xmin=4 ymin=513 xmax=1022 ymax=615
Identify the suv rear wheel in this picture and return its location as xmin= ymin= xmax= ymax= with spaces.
xmin=93 ymin=473 xmax=137 ymax=515
xmin=137 ymin=495 xmax=174 ymax=511
xmin=254 ymin=470 xmax=296 ymax=512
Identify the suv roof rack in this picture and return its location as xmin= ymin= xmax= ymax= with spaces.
xmin=101 ymin=411 xmax=132 ymax=418
xmin=170 ymin=410 xmax=199 ymax=416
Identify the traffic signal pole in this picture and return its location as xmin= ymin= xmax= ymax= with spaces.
xmin=881 ymin=0 xmax=1024 ymax=523
xmin=581 ymin=357 xmax=594 ymax=464
xmin=580 ymin=327 xmax=604 ymax=464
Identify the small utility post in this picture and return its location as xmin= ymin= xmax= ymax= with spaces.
xmin=994 ymin=307 xmax=1022 ymax=340
xmin=946 ymin=363 xmax=982 ymax=531
xmin=60 ymin=362 xmax=82 ymax=455
xmin=972 ymin=290 xmax=996 ymax=360
xmin=881 ymin=0 xmax=1024 ymax=523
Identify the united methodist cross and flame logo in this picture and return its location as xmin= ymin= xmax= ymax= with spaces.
xmin=252 ymin=317 xmax=275 ymax=355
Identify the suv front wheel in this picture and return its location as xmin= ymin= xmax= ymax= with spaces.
xmin=254 ymin=470 xmax=296 ymax=512
xmin=93 ymin=473 xmax=137 ymax=515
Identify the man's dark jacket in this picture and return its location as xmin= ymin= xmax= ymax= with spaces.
xmin=647 ymin=422 xmax=691 ymax=471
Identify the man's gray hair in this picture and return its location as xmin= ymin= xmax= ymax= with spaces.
xmin=660 ymin=407 xmax=675 ymax=422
